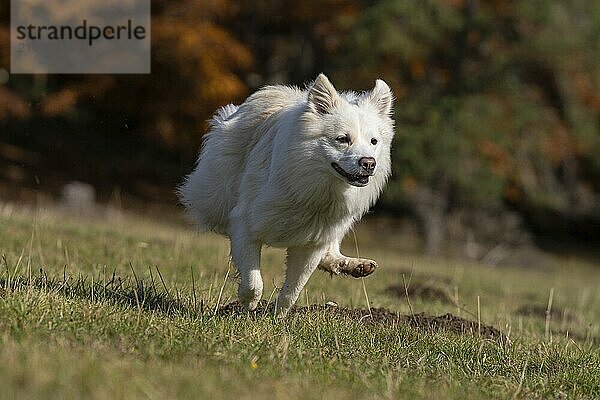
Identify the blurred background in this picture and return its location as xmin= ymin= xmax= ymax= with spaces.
xmin=0 ymin=0 xmax=599 ymax=262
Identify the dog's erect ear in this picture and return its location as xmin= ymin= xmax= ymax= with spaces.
xmin=368 ymin=79 xmax=393 ymax=116
xmin=308 ymin=73 xmax=339 ymax=114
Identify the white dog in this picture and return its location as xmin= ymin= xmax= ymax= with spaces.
xmin=179 ymin=74 xmax=394 ymax=315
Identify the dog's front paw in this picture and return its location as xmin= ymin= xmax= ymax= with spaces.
xmin=318 ymin=255 xmax=378 ymax=278
xmin=318 ymin=257 xmax=347 ymax=276
xmin=238 ymin=286 xmax=262 ymax=311
xmin=344 ymin=258 xmax=378 ymax=278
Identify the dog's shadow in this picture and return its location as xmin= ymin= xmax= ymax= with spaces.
xmin=0 ymin=267 xmax=202 ymax=317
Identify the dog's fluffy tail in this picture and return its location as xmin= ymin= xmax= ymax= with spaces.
xmin=210 ymin=103 xmax=239 ymax=128
xmin=178 ymin=102 xmax=240 ymax=234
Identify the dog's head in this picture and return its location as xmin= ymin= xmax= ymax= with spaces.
xmin=303 ymin=74 xmax=395 ymax=188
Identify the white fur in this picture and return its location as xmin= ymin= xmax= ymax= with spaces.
xmin=178 ymin=74 xmax=394 ymax=315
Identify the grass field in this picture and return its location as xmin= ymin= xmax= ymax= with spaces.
xmin=1 ymin=204 xmax=599 ymax=399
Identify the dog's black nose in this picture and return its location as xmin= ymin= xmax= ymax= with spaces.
xmin=359 ymin=157 xmax=376 ymax=174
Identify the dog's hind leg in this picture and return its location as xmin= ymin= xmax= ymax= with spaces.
xmin=275 ymin=245 xmax=326 ymax=316
xmin=230 ymin=235 xmax=263 ymax=311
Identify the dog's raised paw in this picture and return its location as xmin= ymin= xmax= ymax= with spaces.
xmin=318 ymin=256 xmax=378 ymax=278
xmin=344 ymin=259 xmax=378 ymax=278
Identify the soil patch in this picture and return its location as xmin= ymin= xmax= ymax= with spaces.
xmin=217 ymin=301 xmax=506 ymax=341
xmin=515 ymin=304 xmax=579 ymax=323
xmin=394 ymin=269 xmax=453 ymax=285
xmin=384 ymin=283 xmax=453 ymax=304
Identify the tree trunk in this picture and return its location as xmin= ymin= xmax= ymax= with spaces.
xmin=412 ymin=179 xmax=449 ymax=256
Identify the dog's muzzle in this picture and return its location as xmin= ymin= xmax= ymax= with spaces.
xmin=331 ymin=162 xmax=374 ymax=187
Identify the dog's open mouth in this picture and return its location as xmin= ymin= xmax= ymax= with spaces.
xmin=332 ymin=163 xmax=370 ymax=187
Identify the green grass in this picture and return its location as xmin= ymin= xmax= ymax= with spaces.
xmin=0 ymin=205 xmax=599 ymax=399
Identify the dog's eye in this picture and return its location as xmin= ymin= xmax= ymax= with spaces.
xmin=371 ymin=138 xmax=378 ymax=145
xmin=335 ymin=135 xmax=350 ymax=144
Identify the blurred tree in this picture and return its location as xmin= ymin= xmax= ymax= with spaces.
xmin=334 ymin=0 xmax=600 ymax=253
xmin=135 ymin=0 xmax=252 ymax=151
xmin=0 ymin=0 xmax=253 ymax=203
xmin=1 ymin=0 xmax=252 ymax=154
xmin=233 ymin=0 xmax=362 ymax=86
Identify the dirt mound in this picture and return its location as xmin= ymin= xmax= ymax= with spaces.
xmin=384 ymin=283 xmax=453 ymax=304
xmin=515 ymin=304 xmax=579 ymax=323
xmin=217 ymin=301 xmax=506 ymax=341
